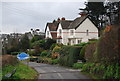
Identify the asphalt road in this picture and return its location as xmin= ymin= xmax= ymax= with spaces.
xmin=22 ymin=61 xmax=93 ymax=81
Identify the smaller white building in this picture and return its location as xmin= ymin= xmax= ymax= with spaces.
xmin=45 ymin=21 xmax=59 ymax=39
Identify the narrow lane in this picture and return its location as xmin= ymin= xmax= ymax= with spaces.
xmin=22 ymin=61 xmax=93 ymax=80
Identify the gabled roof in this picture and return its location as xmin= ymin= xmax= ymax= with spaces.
xmin=45 ymin=21 xmax=59 ymax=32
xmin=60 ymin=20 xmax=73 ymax=29
xmin=68 ymin=15 xmax=88 ymax=29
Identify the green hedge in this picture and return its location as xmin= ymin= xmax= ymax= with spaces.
xmin=59 ymin=46 xmax=81 ymax=67
xmin=81 ymin=63 xmax=120 ymax=79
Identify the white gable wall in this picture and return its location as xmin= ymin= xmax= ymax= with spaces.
xmin=75 ymin=18 xmax=98 ymax=42
xmin=57 ymin=24 xmax=69 ymax=45
xmin=62 ymin=29 xmax=69 ymax=45
xmin=45 ymin=26 xmax=52 ymax=39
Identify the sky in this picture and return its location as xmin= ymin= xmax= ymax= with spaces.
xmin=1 ymin=0 xmax=86 ymax=34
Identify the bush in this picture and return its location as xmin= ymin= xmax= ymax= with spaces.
xmin=59 ymin=46 xmax=81 ymax=67
xmin=67 ymin=46 xmax=81 ymax=67
xmin=84 ymin=42 xmax=97 ymax=62
xmin=30 ymin=57 xmax=38 ymax=62
xmin=40 ymin=50 xmax=48 ymax=57
xmin=81 ymin=63 xmax=120 ymax=79
xmin=27 ymin=51 xmax=35 ymax=56
xmin=11 ymin=52 xmax=21 ymax=55
xmin=96 ymin=25 xmax=120 ymax=64
xmin=51 ymin=53 xmax=59 ymax=59
xmin=73 ymin=63 xmax=84 ymax=69
xmin=79 ymin=46 xmax=86 ymax=61
xmin=52 ymin=46 xmax=61 ymax=53
xmin=74 ymin=42 xmax=88 ymax=46
xmin=2 ymin=55 xmax=19 ymax=67
xmin=50 ymin=59 xmax=59 ymax=65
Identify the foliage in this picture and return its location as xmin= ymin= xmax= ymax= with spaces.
xmin=74 ymin=42 xmax=88 ymax=47
xmin=52 ymin=46 xmax=61 ymax=53
xmin=84 ymin=42 xmax=97 ymax=62
xmin=81 ymin=63 xmax=120 ymax=79
xmin=10 ymin=52 xmax=21 ymax=55
xmin=27 ymin=51 xmax=35 ymax=56
xmin=44 ymin=38 xmax=56 ymax=50
xmin=59 ymin=46 xmax=81 ymax=67
xmin=50 ymin=59 xmax=59 ymax=65
xmin=79 ymin=46 xmax=86 ymax=61
xmin=73 ymin=63 xmax=84 ymax=69
xmin=30 ymin=57 xmax=38 ymax=62
xmin=67 ymin=46 xmax=81 ymax=67
xmin=59 ymin=46 xmax=71 ymax=56
xmin=40 ymin=50 xmax=49 ymax=57
xmin=51 ymin=53 xmax=59 ymax=59
xmin=19 ymin=34 xmax=30 ymax=51
xmin=2 ymin=55 xmax=19 ymax=67
xmin=96 ymin=25 xmax=120 ymax=65
xmin=31 ymin=35 xmax=43 ymax=43
xmin=50 ymin=43 xmax=63 ymax=50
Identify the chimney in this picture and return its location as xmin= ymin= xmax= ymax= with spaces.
xmin=79 ymin=12 xmax=87 ymax=17
xmin=57 ymin=18 xmax=60 ymax=22
xmin=61 ymin=17 xmax=65 ymax=20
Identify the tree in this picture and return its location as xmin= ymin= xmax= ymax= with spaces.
xmin=45 ymin=38 xmax=56 ymax=50
xmin=19 ymin=34 xmax=30 ymax=51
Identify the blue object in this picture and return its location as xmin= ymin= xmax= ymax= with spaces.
xmin=17 ymin=53 xmax=30 ymax=60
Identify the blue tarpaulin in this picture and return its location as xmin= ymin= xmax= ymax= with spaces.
xmin=17 ymin=53 xmax=30 ymax=60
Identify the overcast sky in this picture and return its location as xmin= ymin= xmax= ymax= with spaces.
xmin=1 ymin=1 xmax=86 ymax=34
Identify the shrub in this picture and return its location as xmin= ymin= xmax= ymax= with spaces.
xmin=40 ymin=50 xmax=48 ymax=57
xmin=59 ymin=46 xmax=81 ymax=67
xmin=59 ymin=46 xmax=71 ymax=56
xmin=50 ymin=59 xmax=59 ymax=65
xmin=11 ymin=52 xmax=21 ymax=55
xmin=81 ymin=63 xmax=120 ymax=79
xmin=2 ymin=55 xmax=19 ymax=67
xmin=27 ymin=51 xmax=35 ymax=56
xmin=30 ymin=57 xmax=38 ymax=62
xmin=52 ymin=46 xmax=61 ymax=53
xmin=67 ymin=46 xmax=81 ymax=67
xmin=73 ymin=63 xmax=84 ymax=69
xmin=74 ymin=42 xmax=88 ymax=46
xmin=84 ymin=42 xmax=97 ymax=62
xmin=96 ymin=25 xmax=120 ymax=64
xmin=79 ymin=46 xmax=86 ymax=61
xmin=51 ymin=53 xmax=59 ymax=59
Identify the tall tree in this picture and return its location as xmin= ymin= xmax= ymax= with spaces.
xmin=19 ymin=34 xmax=30 ymax=51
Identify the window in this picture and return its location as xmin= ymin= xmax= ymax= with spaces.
xmin=70 ymin=30 xmax=74 ymax=35
xmin=86 ymin=30 xmax=89 ymax=36
xmin=78 ymin=40 xmax=81 ymax=43
xmin=73 ymin=40 xmax=74 ymax=44
xmin=57 ymin=39 xmax=62 ymax=43
xmin=59 ymin=29 xmax=62 ymax=36
xmin=47 ymin=31 xmax=49 ymax=36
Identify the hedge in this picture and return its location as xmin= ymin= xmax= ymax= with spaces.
xmin=59 ymin=46 xmax=81 ymax=67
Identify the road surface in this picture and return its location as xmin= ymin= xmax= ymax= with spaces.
xmin=22 ymin=61 xmax=93 ymax=81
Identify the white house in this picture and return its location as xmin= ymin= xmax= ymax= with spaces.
xmin=56 ymin=15 xmax=98 ymax=45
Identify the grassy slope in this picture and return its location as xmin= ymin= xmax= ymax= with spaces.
xmin=2 ymin=63 xmax=38 ymax=80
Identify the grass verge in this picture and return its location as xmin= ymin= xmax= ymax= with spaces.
xmin=2 ymin=62 xmax=38 ymax=81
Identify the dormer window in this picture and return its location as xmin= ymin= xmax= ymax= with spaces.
xmin=70 ymin=30 xmax=74 ymax=35
xmin=86 ymin=30 xmax=89 ymax=36
xmin=59 ymin=29 xmax=62 ymax=36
